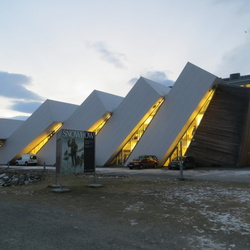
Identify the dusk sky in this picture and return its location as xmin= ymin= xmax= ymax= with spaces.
xmin=0 ymin=0 xmax=249 ymax=120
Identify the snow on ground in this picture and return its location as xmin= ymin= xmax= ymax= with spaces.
xmin=169 ymin=186 xmax=250 ymax=235
xmin=132 ymin=180 xmax=250 ymax=249
xmin=188 ymin=235 xmax=228 ymax=250
xmin=124 ymin=201 xmax=144 ymax=212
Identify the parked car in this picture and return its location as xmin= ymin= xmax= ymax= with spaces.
xmin=168 ymin=156 xmax=195 ymax=170
xmin=15 ymin=154 xmax=37 ymax=166
xmin=127 ymin=155 xmax=158 ymax=169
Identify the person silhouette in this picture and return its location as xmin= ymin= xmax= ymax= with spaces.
xmin=68 ymin=138 xmax=78 ymax=167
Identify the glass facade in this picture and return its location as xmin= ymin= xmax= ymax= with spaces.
xmin=29 ymin=123 xmax=62 ymax=154
xmin=164 ymin=90 xmax=215 ymax=166
xmin=92 ymin=113 xmax=112 ymax=135
xmin=110 ymin=98 xmax=164 ymax=166
xmin=88 ymin=113 xmax=112 ymax=135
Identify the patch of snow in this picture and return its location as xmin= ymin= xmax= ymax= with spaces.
xmin=150 ymin=184 xmax=250 ymax=238
xmin=193 ymin=225 xmax=205 ymax=234
xmin=129 ymin=219 xmax=138 ymax=226
xmin=124 ymin=201 xmax=144 ymax=212
xmin=200 ymin=211 xmax=250 ymax=235
xmin=188 ymin=235 xmax=226 ymax=249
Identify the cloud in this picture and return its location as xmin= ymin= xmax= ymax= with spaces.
xmin=211 ymin=0 xmax=250 ymax=13
xmin=216 ymin=38 xmax=250 ymax=77
xmin=0 ymin=71 xmax=44 ymax=118
xmin=11 ymin=101 xmax=42 ymax=114
xmin=212 ymin=0 xmax=248 ymax=6
xmin=128 ymin=77 xmax=139 ymax=85
xmin=129 ymin=71 xmax=174 ymax=86
xmin=86 ymin=41 xmax=127 ymax=69
xmin=145 ymin=71 xmax=174 ymax=86
xmin=0 ymin=71 xmax=43 ymax=101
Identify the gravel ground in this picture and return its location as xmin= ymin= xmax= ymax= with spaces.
xmin=0 ymin=169 xmax=250 ymax=250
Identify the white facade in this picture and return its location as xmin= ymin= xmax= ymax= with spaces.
xmin=0 ymin=100 xmax=78 ymax=165
xmin=95 ymin=77 xmax=171 ymax=166
xmin=1 ymin=62 xmax=232 ymax=167
xmin=0 ymin=118 xmax=23 ymax=139
xmin=37 ymin=90 xmax=123 ymax=165
xmin=63 ymin=90 xmax=123 ymax=130
xmin=126 ymin=63 xmax=221 ymax=166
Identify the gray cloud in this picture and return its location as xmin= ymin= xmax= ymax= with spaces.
xmin=11 ymin=101 xmax=42 ymax=114
xmin=211 ymin=0 xmax=250 ymax=13
xmin=129 ymin=71 xmax=174 ymax=86
xmin=86 ymin=41 xmax=126 ymax=69
xmin=128 ymin=77 xmax=138 ymax=85
xmin=0 ymin=71 xmax=44 ymax=119
xmin=216 ymin=38 xmax=250 ymax=77
xmin=0 ymin=71 xmax=43 ymax=100
xmin=145 ymin=71 xmax=174 ymax=86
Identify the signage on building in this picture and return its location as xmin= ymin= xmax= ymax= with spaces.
xmin=56 ymin=129 xmax=95 ymax=174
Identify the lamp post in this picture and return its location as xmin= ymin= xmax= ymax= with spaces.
xmin=179 ymin=141 xmax=184 ymax=179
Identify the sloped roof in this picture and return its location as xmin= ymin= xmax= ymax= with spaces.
xmin=0 ymin=118 xmax=24 ymax=139
xmin=36 ymin=99 xmax=78 ymax=122
xmin=127 ymin=62 xmax=220 ymax=166
xmin=140 ymin=77 xmax=172 ymax=96
xmin=62 ymin=90 xmax=123 ymax=130
xmin=37 ymin=90 xmax=123 ymax=165
xmin=0 ymin=99 xmax=78 ymax=164
xmin=94 ymin=90 xmax=124 ymax=112
xmin=96 ymin=77 xmax=170 ymax=166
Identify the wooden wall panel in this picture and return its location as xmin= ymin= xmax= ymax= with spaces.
xmin=239 ymin=100 xmax=250 ymax=166
xmin=187 ymin=85 xmax=249 ymax=167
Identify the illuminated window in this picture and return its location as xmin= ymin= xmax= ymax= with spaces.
xmin=0 ymin=140 xmax=5 ymax=147
xmin=164 ymin=90 xmax=215 ymax=166
xmin=240 ymin=84 xmax=250 ymax=88
xmin=29 ymin=123 xmax=62 ymax=154
xmin=110 ymin=98 xmax=164 ymax=165
xmin=89 ymin=113 xmax=112 ymax=134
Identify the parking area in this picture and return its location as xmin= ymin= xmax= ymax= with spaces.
xmin=97 ymin=167 xmax=250 ymax=183
xmin=1 ymin=165 xmax=250 ymax=183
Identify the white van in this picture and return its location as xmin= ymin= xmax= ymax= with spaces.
xmin=15 ymin=154 xmax=38 ymax=166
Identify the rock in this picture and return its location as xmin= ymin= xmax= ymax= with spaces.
xmin=3 ymin=176 xmax=9 ymax=180
xmin=0 ymin=171 xmax=46 ymax=187
xmin=0 ymin=173 xmax=7 ymax=178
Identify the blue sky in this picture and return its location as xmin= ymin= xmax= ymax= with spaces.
xmin=0 ymin=0 xmax=249 ymax=120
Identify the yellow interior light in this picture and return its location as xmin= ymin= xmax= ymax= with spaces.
xmin=164 ymin=89 xmax=215 ymax=166
xmin=110 ymin=97 xmax=164 ymax=166
xmin=29 ymin=122 xmax=63 ymax=154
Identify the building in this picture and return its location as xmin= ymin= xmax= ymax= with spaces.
xmin=223 ymin=73 xmax=250 ymax=87
xmin=0 ymin=100 xmax=78 ymax=165
xmin=0 ymin=62 xmax=250 ymax=168
xmin=0 ymin=119 xmax=24 ymax=147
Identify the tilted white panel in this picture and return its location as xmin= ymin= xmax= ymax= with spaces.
xmin=38 ymin=90 xmax=123 ymax=165
xmin=63 ymin=90 xmax=123 ymax=131
xmin=0 ymin=119 xmax=23 ymax=139
xmin=96 ymin=77 xmax=170 ymax=166
xmin=0 ymin=100 xmax=77 ymax=164
xmin=126 ymin=62 xmax=220 ymax=166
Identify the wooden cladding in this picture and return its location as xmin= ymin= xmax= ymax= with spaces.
xmin=187 ymin=84 xmax=250 ymax=167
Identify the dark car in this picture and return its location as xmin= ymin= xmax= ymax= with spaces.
xmin=127 ymin=155 xmax=158 ymax=169
xmin=168 ymin=156 xmax=195 ymax=170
